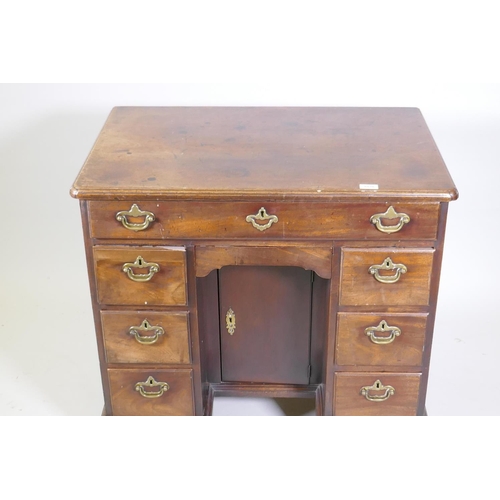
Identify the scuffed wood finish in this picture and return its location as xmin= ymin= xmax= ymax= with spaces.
xmin=108 ymin=368 xmax=194 ymax=416
xmin=101 ymin=311 xmax=190 ymax=364
xmin=339 ymin=248 xmax=434 ymax=306
xmin=71 ymin=107 xmax=458 ymax=202
xmin=89 ymin=200 xmax=440 ymax=241
xmin=195 ymin=245 xmax=332 ymax=279
xmin=93 ymin=246 xmax=187 ymax=306
xmin=334 ymin=372 xmax=421 ymax=416
xmin=336 ymin=313 xmax=428 ymax=367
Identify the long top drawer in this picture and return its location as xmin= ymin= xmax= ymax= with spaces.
xmin=88 ymin=201 xmax=440 ymax=240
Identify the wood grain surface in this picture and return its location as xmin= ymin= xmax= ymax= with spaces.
xmin=108 ymin=368 xmax=194 ymax=416
xmin=340 ymin=248 xmax=434 ymax=306
xmin=93 ymin=246 xmax=187 ymax=306
xmin=219 ymin=266 xmax=312 ymax=385
xmin=334 ymin=372 xmax=421 ymax=416
xmin=195 ymin=245 xmax=332 ymax=278
xmin=101 ymin=311 xmax=190 ymax=364
xmin=71 ymin=107 xmax=458 ymax=201
xmin=88 ymin=200 xmax=440 ymax=240
xmin=336 ymin=313 xmax=428 ymax=367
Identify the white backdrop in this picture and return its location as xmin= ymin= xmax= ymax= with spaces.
xmin=0 ymin=83 xmax=499 ymax=416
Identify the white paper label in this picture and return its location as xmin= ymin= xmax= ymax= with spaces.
xmin=359 ymin=183 xmax=379 ymax=190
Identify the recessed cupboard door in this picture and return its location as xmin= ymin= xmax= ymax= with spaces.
xmin=219 ymin=266 xmax=312 ymax=385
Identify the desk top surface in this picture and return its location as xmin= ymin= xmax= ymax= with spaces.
xmin=71 ymin=107 xmax=458 ymax=201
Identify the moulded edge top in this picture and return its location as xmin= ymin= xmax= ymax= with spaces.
xmin=69 ymin=185 xmax=459 ymax=202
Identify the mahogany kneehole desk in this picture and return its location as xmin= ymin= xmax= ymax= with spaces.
xmin=71 ymin=107 xmax=458 ymax=416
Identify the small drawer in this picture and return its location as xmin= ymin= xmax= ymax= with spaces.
xmin=108 ymin=368 xmax=194 ymax=416
xmin=93 ymin=246 xmax=187 ymax=306
xmin=336 ymin=313 xmax=428 ymax=367
xmin=89 ymin=201 xmax=439 ymax=240
xmin=101 ymin=311 xmax=190 ymax=364
xmin=340 ymin=248 xmax=434 ymax=306
xmin=334 ymin=372 xmax=421 ymax=416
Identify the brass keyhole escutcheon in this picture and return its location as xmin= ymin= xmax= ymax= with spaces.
xmin=360 ymin=379 xmax=395 ymax=402
xmin=129 ymin=319 xmax=165 ymax=345
xmin=226 ymin=308 xmax=236 ymax=335
xmin=245 ymin=207 xmax=278 ymax=231
xmin=135 ymin=376 xmax=170 ymax=398
xmin=368 ymin=257 xmax=407 ymax=284
xmin=365 ymin=320 xmax=401 ymax=345
xmin=122 ymin=255 xmax=160 ymax=282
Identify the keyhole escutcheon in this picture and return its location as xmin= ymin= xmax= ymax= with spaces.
xmin=226 ymin=308 xmax=236 ymax=335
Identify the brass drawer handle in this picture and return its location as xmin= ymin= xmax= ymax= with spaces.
xmin=116 ymin=204 xmax=155 ymax=232
xmin=226 ymin=308 xmax=236 ymax=335
xmin=246 ymin=207 xmax=278 ymax=232
xmin=368 ymin=257 xmax=407 ymax=284
xmin=135 ymin=376 xmax=170 ymax=398
xmin=370 ymin=206 xmax=410 ymax=234
xmin=122 ymin=256 xmax=160 ymax=282
xmin=365 ymin=320 xmax=401 ymax=345
xmin=129 ymin=319 xmax=164 ymax=345
xmin=360 ymin=379 xmax=395 ymax=402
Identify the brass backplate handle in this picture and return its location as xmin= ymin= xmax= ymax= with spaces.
xmin=116 ymin=203 xmax=155 ymax=232
xmin=370 ymin=206 xmax=410 ymax=234
xmin=226 ymin=308 xmax=236 ymax=335
xmin=365 ymin=320 xmax=401 ymax=345
xmin=135 ymin=376 xmax=170 ymax=398
xmin=368 ymin=257 xmax=407 ymax=284
xmin=122 ymin=256 xmax=160 ymax=282
xmin=129 ymin=319 xmax=165 ymax=345
xmin=360 ymin=379 xmax=395 ymax=402
xmin=246 ymin=207 xmax=278 ymax=231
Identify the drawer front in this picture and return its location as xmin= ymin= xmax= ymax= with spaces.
xmin=89 ymin=201 xmax=439 ymax=240
xmin=93 ymin=246 xmax=187 ymax=306
xmin=108 ymin=368 xmax=194 ymax=416
xmin=336 ymin=313 xmax=428 ymax=367
xmin=340 ymin=248 xmax=434 ymax=306
xmin=101 ymin=311 xmax=190 ymax=364
xmin=334 ymin=372 xmax=421 ymax=416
